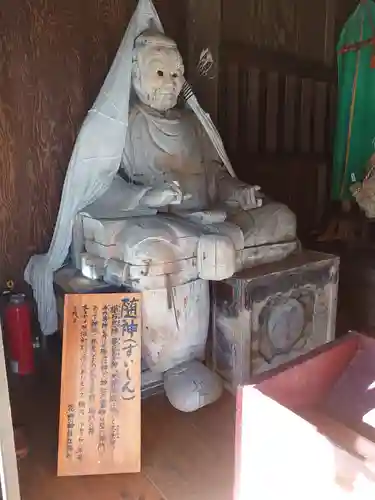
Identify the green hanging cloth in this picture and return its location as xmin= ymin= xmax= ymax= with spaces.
xmin=332 ymin=1 xmax=375 ymax=201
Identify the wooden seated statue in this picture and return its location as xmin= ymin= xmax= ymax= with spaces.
xmin=72 ymin=30 xmax=297 ymax=412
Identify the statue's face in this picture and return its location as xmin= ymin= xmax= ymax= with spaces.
xmin=133 ymin=44 xmax=184 ymax=111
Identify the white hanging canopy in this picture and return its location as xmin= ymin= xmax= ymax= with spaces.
xmin=25 ymin=0 xmax=234 ymax=335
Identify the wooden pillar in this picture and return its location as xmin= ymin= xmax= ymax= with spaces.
xmin=186 ymin=0 xmax=222 ymax=124
xmin=324 ymin=0 xmax=337 ymax=66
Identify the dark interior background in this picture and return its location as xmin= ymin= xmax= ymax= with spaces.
xmin=0 ymin=0 xmax=358 ymax=285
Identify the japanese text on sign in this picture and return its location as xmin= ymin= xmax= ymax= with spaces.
xmin=58 ymin=293 xmax=141 ymax=476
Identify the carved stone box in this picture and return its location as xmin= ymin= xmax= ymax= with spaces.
xmin=235 ymin=333 xmax=375 ymax=499
xmin=212 ymin=250 xmax=339 ymax=393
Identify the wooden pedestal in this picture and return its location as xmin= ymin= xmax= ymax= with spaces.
xmin=213 ymin=250 xmax=339 ymax=392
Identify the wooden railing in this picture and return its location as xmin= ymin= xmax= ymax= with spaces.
xmin=218 ymin=42 xmax=337 ymax=237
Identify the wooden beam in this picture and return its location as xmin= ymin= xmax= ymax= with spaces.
xmin=324 ymin=0 xmax=336 ymax=65
xmin=186 ymin=0 xmax=222 ymax=124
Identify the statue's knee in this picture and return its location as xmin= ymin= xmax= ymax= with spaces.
xmin=275 ymin=203 xmax=297 ymax=238
xmin=134 ymin=239 xmax=177 ymax=264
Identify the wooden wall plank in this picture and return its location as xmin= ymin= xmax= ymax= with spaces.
xmin=0 ymin=0 xmax=187 ymax=287
xmin=186 ymin=0 xmax=221 ymax=123
xmin=314 ymin=82 xmax=328 ymax=154
xmin=227 ymin=64 xmax=240 ymax=154
xmin=324 ymin=0 xmax=337 ymax=65
xmin=246 ymin=68 xmax=261 ymax=153
xmin=283 ymin=75 xmax=298 ymax=153
xmin=221 ymin=0 xmax=351 ymax=66
xmin=300 ymin=78 xmax=314 ymax=153
xmin=265 ymin=72 xmax=279 ymax=153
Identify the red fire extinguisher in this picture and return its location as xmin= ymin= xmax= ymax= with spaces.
xmin=3 ymin=293 xmax=34 ymax=375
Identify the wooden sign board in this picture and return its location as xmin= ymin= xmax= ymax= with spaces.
xmin=58 ymin=293 xmax=141 ymax=477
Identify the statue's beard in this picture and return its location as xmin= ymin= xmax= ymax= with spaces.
xmin=133 ymin=75 xmax=181 ymax=111
xmin=137 ymin=88 xmax=179 ymax=111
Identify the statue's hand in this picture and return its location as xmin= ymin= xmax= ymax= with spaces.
xmin=141 ymin=183 xmax=185 ymax=208
xmin=235 ymin=185 xmax=263 ymax=210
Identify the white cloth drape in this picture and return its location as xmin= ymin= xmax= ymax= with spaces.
xmin=25 ymin=0 xmax=235 ymax=335
xmin=25 ymin=0 xmax=163 ymax=335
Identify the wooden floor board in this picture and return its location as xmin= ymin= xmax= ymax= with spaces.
xmin=142 ymin=394 xmax=234 ymax=500
xmin=10 ymin=354 xmax=235 ymax=500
